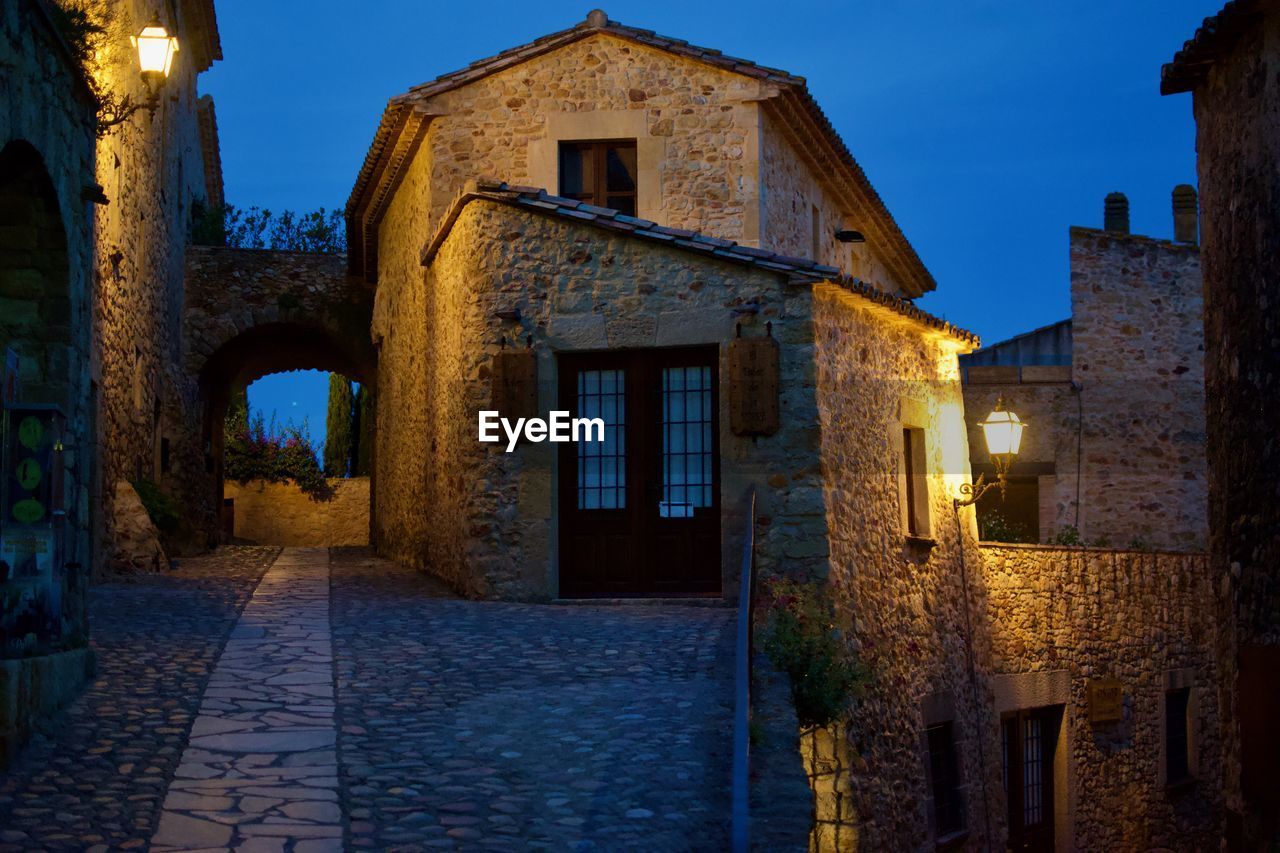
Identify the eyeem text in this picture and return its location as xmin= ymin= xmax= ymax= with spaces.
xmin=478 ymin=410 xmax=605 ymax=452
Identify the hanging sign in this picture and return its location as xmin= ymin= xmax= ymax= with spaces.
xmin=728 ymin=326 xmax=780 ymax=436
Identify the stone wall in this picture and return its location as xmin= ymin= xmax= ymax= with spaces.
xmin=372 ymin=196 xmax=828 ymax=599
xmin=981 ymin=543 xmax=1225 ymax=850
xmin=1181 ymin=5 xmax=1280 ymax=841
xmin=223 ymin=478 xmax=369 ymax=547
xmin=812 ymin=282 xmax=1003 ymax=850
xmin=383 ymin=30 xmax=905 ymax=298
xmin=81 ymin=0 xmax=217 ymax=576
xmin=0 ymin=0 xmax=99 ymax=597
xmin=759 ymin=111 xmax=906 ymax=296
xmin=1068 ymin=227 xmax=1205 ymax=550
xmin=409 ymin=33 xmax=767 ymax=248
xmin=177 ymin=247 xmax=375 ymax=550
xmin=962 ymin=227 xmax=1205 ymax=550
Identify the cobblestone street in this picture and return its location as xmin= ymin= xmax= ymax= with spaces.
xmin=0 ymin=547 xmax=735 ymax=851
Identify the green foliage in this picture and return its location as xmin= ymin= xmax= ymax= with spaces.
xmin=977 ymin=508 xmax=1035 ymax=544
xmin=130 ymin=479 xmax=181 ymax=536
xmin=48 ymin=2 xmax=103 ymax=67
xmin=49 ymin=2 xmax=143 ymax=137
xmin=1127 ymin=537 xmax=1150 ymax=551
xmin=192 ymin=205 xmax=346 ymax=253
xmin=1048 ymin=525 xmax=1082 ymax=546
xmin=223 ymin=388 xmax=330 ymax=499
xmin=323 ymin=374 xmax=354 ymax=477
xmin=352 ymin=384 xmax=373 ymax=477
xmin=760 ymin=578 xmax=866 ymax=727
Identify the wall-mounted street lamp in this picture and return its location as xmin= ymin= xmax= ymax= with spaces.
xmin=131 ymin=16 xmax=179 ymax=113
xmin=955 ymin=396 xmax=1026 ymax=507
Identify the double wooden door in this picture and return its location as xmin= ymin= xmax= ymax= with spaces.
xmin=558 ymin=347 xmax=721 ymax=597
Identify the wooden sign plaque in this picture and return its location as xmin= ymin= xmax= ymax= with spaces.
xmin=1087 ymin=677 xmax=1124 ymax=724
xmin=728 ymin=334 xmax=780 ymax=436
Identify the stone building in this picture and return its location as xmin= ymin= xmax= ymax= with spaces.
xmin=960 ymin=192 xmax=1206 ymax=550
xmin=1 ymin=0 xmax=222 ymax=759
xmin=1164 ymin=1 xmax=1280 ymax=846
xmin=343 ymin=11 xmax=1230 ymax=849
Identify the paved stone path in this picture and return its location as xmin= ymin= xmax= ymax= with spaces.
xmin=1 ymin=546 xmax=737 ymax=851
xmin=0 ymin=547 xmax=278 ymax=851
xmin=152 ymin=547 xmax=342 ymax=851
xmin=330 ymin=548 xmax=734 ymax=850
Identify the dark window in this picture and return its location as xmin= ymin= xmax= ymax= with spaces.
xmin=1003 ymin=706 xmax=1060 ymax=851
xmin=559 ymin=140 xmax=638 ymax=216
xmin=926 ymin=721 xmax=965 ymax=837
xmin=1166 ymin=688 xmax=1191 ymax=784
xmin=902 ymin=427 xmax=930 ymax=537
xmin=976 ymin=474 xmax=1039 ymax=543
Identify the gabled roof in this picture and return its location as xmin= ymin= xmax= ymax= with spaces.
xmin=421 ymin=181 xmax=978 ymax=348
xmin=346 ymin=10 xmax=936 ymax=298
xmin=1162 ymin=0 xmax=1271 ymax=94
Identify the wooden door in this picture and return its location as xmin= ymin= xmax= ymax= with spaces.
xmin=1003 ymin=706 xmax=1060 ymax=852
xmin=558 ymin=347 xmax=721 ymax=597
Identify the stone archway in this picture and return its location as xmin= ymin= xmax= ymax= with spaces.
xmin=180 ymin=247 xmax=376 ymax=548
xmin=0 ymin=140 xmax=75 ymax=410
xmin=0 ymin=139 xmax=92 ymax=651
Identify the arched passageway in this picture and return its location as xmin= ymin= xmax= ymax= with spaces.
xmin=0 ymin=139 xmax=91 ymax=654
xmin=178 ymin=246 xmax=376 ymax=549
xmin=197 ymin=321 xmax=377 ymax=546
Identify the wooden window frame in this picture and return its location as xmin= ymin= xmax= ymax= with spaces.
xmin=900 ymin=425 xmax=931 ymax=540
xmin=558 ymin=139 xmax=638 ymax=214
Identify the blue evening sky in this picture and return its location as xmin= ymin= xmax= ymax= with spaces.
xmin=208 ymin=2 xmax=1210 ymax=450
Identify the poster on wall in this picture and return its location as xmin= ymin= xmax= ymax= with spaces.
xmin=0 ymin=403 xmax=66 ymax=656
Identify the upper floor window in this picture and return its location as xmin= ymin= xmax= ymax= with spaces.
xmin=559 ymin=140 xmax=637 ymax=216
xmin=901 ymin=425 xmax=931 ymax=538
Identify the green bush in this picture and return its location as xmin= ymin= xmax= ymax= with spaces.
xmin=1048 ymin=525 xmax=1082 ymax=546
xmin=129 ymin=479 xmax=180 ymax=536
xmin=977 ymin=508 xmax=1035 ymax=543
xmin=760 ymin=578 xmax=865 ymax=727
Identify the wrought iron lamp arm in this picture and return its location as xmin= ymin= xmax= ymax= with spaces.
xmin=955 ymin=472 xmax=1003 ymax=508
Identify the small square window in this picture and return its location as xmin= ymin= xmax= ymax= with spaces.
xmin=559 ymin=140 xmax=637 ymax=216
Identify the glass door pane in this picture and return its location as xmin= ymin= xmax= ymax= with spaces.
xmin=577 ymin=369 xmax=625 ymax=509
xmin=660 ymin=365 xmax=712 ymax=518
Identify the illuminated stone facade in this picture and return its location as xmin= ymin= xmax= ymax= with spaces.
xmin=963 ymin=213 xmax=1205 ymax=551
xmin=0 ymin=0 xmax=220 ymax=760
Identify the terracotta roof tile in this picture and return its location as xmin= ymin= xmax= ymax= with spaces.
xmin=1162 ymin=0 xmax=1266 ymax=94
xmin=418 ymin=180 xmax=978 ymax=347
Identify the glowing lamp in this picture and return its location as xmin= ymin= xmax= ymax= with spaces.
xmin=980 ymin=401 xmax=1025 ymax=459
xmin=132 ymin=17 xmax=178 ymax=110
xmin=956 ymin=395 xmax=1027 ymax=507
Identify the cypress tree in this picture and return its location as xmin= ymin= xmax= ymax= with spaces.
xmin=323 ymin=373 xmax=354 ymax=477
xmin=352 ymin=384 xmax=373 ymax=476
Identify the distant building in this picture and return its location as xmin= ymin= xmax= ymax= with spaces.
xmin=961 ymin=191 xmax=1206 ymax=550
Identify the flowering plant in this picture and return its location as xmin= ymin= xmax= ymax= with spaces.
xmin=760 ymin=577 xmax=865 ymax=727
xmin=224 ymin=396 xmax=330 ymax=499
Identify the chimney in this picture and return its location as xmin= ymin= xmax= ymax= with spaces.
xmin=1104 ymin=192 xmax=1130 ymax=234
xmin=1172 ymin=184 xmax=1198 ymax=244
